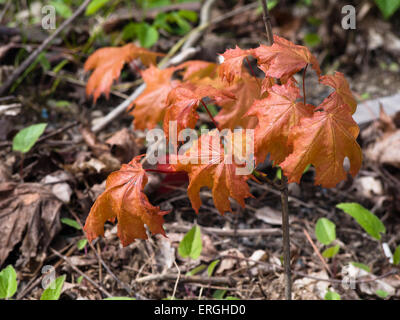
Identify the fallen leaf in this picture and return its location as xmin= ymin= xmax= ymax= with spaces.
xmin=0 ymin=182 xmax=62 ymax=267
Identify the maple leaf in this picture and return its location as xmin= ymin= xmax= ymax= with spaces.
xmin=163 ymin=83 xmax=235 ymax=140
xmin=173 ymin=130 xmax=254 ymax=214
xmin=215 ymin=73 xmax=262 ymax=130
xmin=252 ymin=35 xmax=321 ymax=81
xmin=246 ymin=79 xmax=314 ymax=164
xmin=177 ymin=60 xmax=218 ymax=81
xmin=84 ymin=44 xmax=164 ymax=103
xmin=280 ymin=93 xmax=362 ymax=188
xmin=218 ymin=46 xmax=252 ymax=84
xmin=320 ymin=72 xmax=357 ymax=114
xmin=131 ymin=65 xmax=180 ymax=130
xmin=83 ymin=155 xmax=168 ymax=246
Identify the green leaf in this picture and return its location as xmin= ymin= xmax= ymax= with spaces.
xmin=336 ymin=203 xmax=386 ymax=240
xmin=315 ymin=218 xmax=336 ymax=245
xmin=12 ymin=123 xmax=47 ymax=154
xmin=85 ymin=0 xmax=109 ymax=16
xmin=0 ymin=265 xmax=18 ymax=299
xmin=104 ymin=296 xmax=136 ymax=300
xmin=178 ymin=225 xmax=202 ymax=259
xmin=225 ymin=296 xmax=240 ymax=300
xmin=178 ymin=10 xmax=198 ymax=22
xmin=350 ymin=262 xmax=371 ymax=273
xmin=393 ymin=245 xmax=400 ymax=265
xmin=137 ymin=23 xmax=159 ymax=48
xmin=324 ymin=290 xmax=341 ymax=300
xmin=212 ymin=289 xmax=226 ymax=299
xmin=50 ymin=1 xmax=72 ymax=18
xmin=185 ymin=264 xmax=206 ymax=276
xmin=304 ymin=33 xmax=321 ymax=48
xmin=374 ymin=0 xmax=400 ymax=19
xmin=77 ymin=239 xmax=88 ymax=250
xmin=207 ymin=259 xmax=220 ymax=277
xmin=322 ymin=245 xmax=340 ymax=258
xmin=61 ymin=218 xmax=82 ymax=230
xmin=40 ymin=275 xmax=66 ymax=300
xmin=76 ymin=276 xmax=83 ymax=284
xmin=376 ymin=289 xmax=389 ymax=298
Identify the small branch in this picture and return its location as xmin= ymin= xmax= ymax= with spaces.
xmin=259 ymin=0 xmax=274 ymax=46
xmin=165 ymin=223 xmax=281 ymax=237
xmin=50 ymin=247 xmax=113 ymax=298
xmin=303 ymin=228 xmax=333 ymax=277
xmin=0 ymin=0 xmax=92 ymax=95
xmin=135 ymin=273 xmax=235 ymax=286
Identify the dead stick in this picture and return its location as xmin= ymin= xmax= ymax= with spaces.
xmin=303 ymin=228 xmax=333 ymax=277
xmin=50 ymin=247 xmax=113 ymax=298
xmin=0 ymin=0 xmax=92 ymax=95
xmin=135 ymin=274 xmax=235 ymax=286
xmin=165 ymin=223 xmax=281 ymax=237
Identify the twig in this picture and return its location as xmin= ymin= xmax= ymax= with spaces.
xmin=67 ymin=208 xmax=133 ymax=295
xmin=49 ymin=247 xmax=113 ymax=298
xmin=303 ymin=228 xmax=333 ymax=277
xmin=135 ymin=273 xmax=235 ymax=286
xmin=171 ymin=261 xmax=181 ymax=300
xmin=0 ymin=0 xmax=92 ymax=96
xmin=165 ymin=223 xmax=281 ymax=237
xmin=259 ymin=0 xmax=274 ymax=46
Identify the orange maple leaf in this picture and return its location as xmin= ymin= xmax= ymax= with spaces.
xmin=320 ymin=72 xmax=357 ymax=114
xmin=218 ymin=46 xmax=252 ymax=84
xmin=173 ymin=130 xmax=254 ymax=214
xmin=163 ymin=83 xmax=235 ymax=140
xmin=131 ymin=65 xmax=180 ymax=130
xmin=280 ymin=92 xmax=362 ymax=188
xmin=83 ymin=155 xmax=168 ymax=246
xmin=84 ymin=44 xmax=164 ymax=103
xmin=252 ymin=35 xmax=321 ymax=81
xmin=215 ymin=73 xmax=262 ymax=130
xmin=246 ymin=79 xmax=314 ymax=164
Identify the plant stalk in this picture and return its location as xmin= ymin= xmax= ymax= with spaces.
xmin=259 ymin=0 xmax=274 ymax=46
xmin=260 ymin=0 xmax=293 ymax=300
xmin=280 ymin=175 xmax=292 ymax=300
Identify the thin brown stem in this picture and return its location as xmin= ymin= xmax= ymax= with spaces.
xmin=280 ymin=175 xmax=292 ymax=300
xmin=259 ymin=0 xmax=274 ymax=46
xmin=200 ymin=99 xmax=220 ymax=130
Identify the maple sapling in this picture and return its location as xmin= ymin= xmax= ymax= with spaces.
xmin=82 ymin=2 xmax=361 ymax=300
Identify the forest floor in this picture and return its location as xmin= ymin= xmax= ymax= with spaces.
xmin=0 ymin=0 xmax=399 ymax=300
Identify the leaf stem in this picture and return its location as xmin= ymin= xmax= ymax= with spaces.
xmin=200 ymin=99 xmax=220 ymax=130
